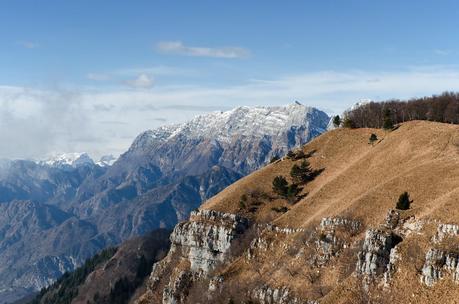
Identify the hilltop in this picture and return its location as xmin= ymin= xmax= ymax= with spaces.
xmin=138 ymin=120 xmax=459 ymax=304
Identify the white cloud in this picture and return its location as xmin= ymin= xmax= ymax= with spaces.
xmin=18 ymin=41 xmax=39 ymax=49
xmin=3 ymin=66 xmax=459 ymax=159
xmin=123 ymin=73 xmax=154 ymax=89
xmin=87 ymin=73 xmax=111 ymax=81
xmin=434 ymin=49 xmax=451 ymax=56
xmin=116 ymin=66 xmax=197 ymax=77
xmin=156 ymin=41 xmax=250 ymax=59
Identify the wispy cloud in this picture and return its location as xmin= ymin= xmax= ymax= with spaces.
xmin=87 ymin=73 xmax=111 ymax=81
xmin=123 ymin=73 xmax=154 ymax=89
xmin=3 ymin=66 xmax=459 ymax=159
xmin=156 ymin=41 xmax=250 ymax=59
xmin=17 ymin=41 xmax=39 ymax=49
xmin=116 ymin=66 xmax=197 ymax=77
xmin=434 ymin=49 xmax=452 ymax=56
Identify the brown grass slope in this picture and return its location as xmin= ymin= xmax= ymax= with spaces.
xmin=200 ymin=120 xmax=459 ymax=303
xmin=203 ymin=120 xmax=459 ymax=226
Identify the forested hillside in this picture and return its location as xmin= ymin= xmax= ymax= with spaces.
xmin=343 ymin=92 xmax=459 ymax=128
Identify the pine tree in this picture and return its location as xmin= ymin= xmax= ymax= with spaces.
xmin=272 ymin=176 xmax=289 ymax=197
xmin=270 ymin=155 xmax=280 ymax=163
xmin=383 ymin=108 xmax=394 ymax=130
xmin=396 ymin=192 xmax=411 ymax=210
xmin=333 ymin=115 xmax=341 ymax=127
xmin=286 ymin=184 xmax=301 ymax=203
xmin=290 ymin=160 xmax=312 ymax=184
xmin=287 ymin=150 xmax=295 ymax=158
xmin=369 ymin=133 xmax=378 ymax=145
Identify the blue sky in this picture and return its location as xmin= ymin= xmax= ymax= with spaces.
xmin=1 ymin=1 xmax=459 ymax=158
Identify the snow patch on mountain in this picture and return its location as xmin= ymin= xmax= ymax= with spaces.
xmin=96 ymin=155 xmax=118 ymax=167
xmin=42 ymin=152 xmax=95 ymax=168
xmin=131 ymin=103 xmax=329 ymax=151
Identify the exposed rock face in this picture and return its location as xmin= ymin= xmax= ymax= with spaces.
xmin=163 ymin=271 xmax=195 ymax=304
xmin=170 ymin=210 xmax=250 ymax=273
xmin=421 ymin=248 xmax=459 ymax=286
xmin=384 ymin=209 xmax=401 ymax=230
xmin=314 ymin=217 xmax=361 ymax=265
xmin=320 ymin=217 xmax=361 ymax=231
xmin=252 ymin=285 xmax=317 ymax=304
xmin=356 ymin=229 xmax=401 ymax=279
xmin=140 ymin=210 xmax=251 ymax=304
xmin=433 ymin=223 xmax=459 ymax=243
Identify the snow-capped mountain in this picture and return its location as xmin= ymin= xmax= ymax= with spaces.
xmin=0 ymin=103 xmax=329 ymax=302
xmin=147 ymin=103 xmax=325 ymax=142
xmin=42 ymin=152 xmax=95 ymax=168
xmin=130 ymin=102 xmax=329 ymax=172
xmin=96 ymin=154 xmax=118 ymax=167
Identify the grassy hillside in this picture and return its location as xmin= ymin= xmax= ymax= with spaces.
xmin=204 ymin=120 xmax=459 ymax=226
xmin=194 ymin=120 xmax=459 ymax=303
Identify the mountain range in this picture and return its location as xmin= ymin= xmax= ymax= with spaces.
xmin=0 ymin=103 xmax=329 ymax=303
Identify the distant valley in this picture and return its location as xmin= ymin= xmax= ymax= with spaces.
xmin=0 ymin=103 xmax=329 ymax=302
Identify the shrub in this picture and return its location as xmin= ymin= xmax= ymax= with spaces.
xmin=287 ymin=150 xmax=295 ymax=158
xmin=333 ymin=115 xmax=341 ymax=127
xmin=270 ymin=155 xmax=280 ymax=163
xmin=295 ymin=150 xmax=306 ymax=160
xmin=343 ymin=117 xmax=355 ymax=128
xmin=396 ymin=192 xmax=411 ymax=210
xmin=271 ymin=206 xmax=289 ymax=213
xmin=369 ymin=133 xmax=378 ymax=144
xmin=272 ymin=176 xmax=289 ymax=197
xmin=290 ymin=160 xmax=312 ymax=184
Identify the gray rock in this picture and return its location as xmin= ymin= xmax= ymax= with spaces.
xmin=252 ymin=285 xmax=317 ymax=304
xmin=421 ymin=248 xmax=459 ymax=286
xmin=356 ymin=229 xmax=401 ymax=279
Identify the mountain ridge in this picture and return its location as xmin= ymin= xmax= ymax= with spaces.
xmin=0 ymin=103 xmax=329 ymax=303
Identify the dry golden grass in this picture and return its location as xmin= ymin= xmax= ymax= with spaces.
xmin=203 ymin=120 xmax=459 ymax=227
xmin=200 ymin=121 xmax=459 ymax=303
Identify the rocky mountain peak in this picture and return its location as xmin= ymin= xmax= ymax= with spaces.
xmin=42 ymin=152 xmax=95 ymax=168
xmin=128 ymin=103 xmax=329 ymax=156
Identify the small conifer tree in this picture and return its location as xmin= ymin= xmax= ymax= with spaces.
xmin=333 ymin=115 xmax=341 ymax=127
xmin=270 ymin=155 xmax=280 ymax=163
xmin=286 ymin=184 xmax=301 ymax=203
xmin=290 ymin=160 xmax=313 ymax=184
xmin=369 ymin=133 xmax=378 ymax=144
xmin=272 ymin=176 xmax=289 ymax=197
xmin=383 ymin=108 xmax=394 ymax=130
xmin=287 ymin=150 xmax=295 ymax=158
xmin=396 ymin=192 xmax=411 ymax=210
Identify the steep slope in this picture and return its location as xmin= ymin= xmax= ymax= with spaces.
xmin=0 ymin=103 xmax=329 ymax=302
xmin=30 ymin=229 xmax=170 ymax=304
xmin=138 ymin=121 xmax=459 ymax=304
xmin=72 ymin=103 xmax=328 ymax=240
xmin=0 ymin=201 xmax=100 ymax=304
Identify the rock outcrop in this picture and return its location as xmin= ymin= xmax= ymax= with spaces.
xmin=139 ymin=210 xmax=251 ymax=304
xmin=251 ymin=285 xmax=318 ymax=304
xmin=421 ymin=248 xmax=459 ymax=286
xmin=355 ymin=229 xmax=402 ymax=280
xmin=433 ymin=223 xmax=459 ymax=243
xmin=170 ymin=210 xmax=250 ymax=274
